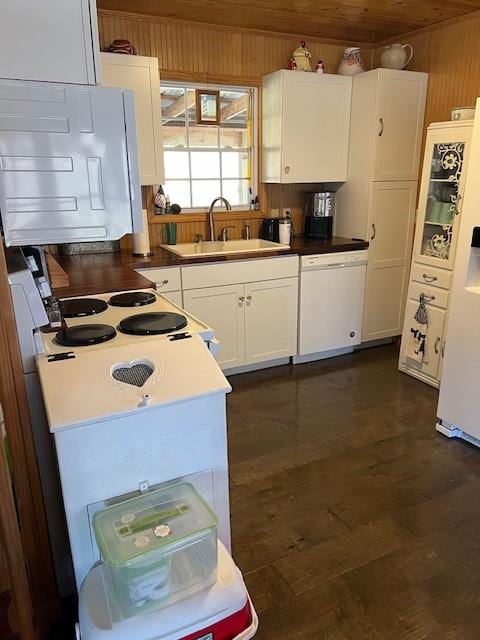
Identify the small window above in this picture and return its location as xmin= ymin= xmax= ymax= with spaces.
xmin=161 ymin=82 xmax=256 ymax=211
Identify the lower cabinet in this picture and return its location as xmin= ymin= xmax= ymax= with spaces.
xmin=399 ymin=297 xmax=447 ymax=386
xmin=184 ymin=277 xmax=298 ymax=370
xmin=183 ymin=285 xmax=245 ymax=370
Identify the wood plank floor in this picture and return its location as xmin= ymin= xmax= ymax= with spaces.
xmin=227 ymin=344 xmax=480 ymax=640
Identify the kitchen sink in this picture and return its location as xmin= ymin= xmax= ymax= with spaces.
xmin=160 ymin=238 xmax=291 ymax=258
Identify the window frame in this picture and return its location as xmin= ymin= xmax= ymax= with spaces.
xmin=161 ymin=80 xmax=258 ymax=213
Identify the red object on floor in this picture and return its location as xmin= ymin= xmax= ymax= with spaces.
xmin=181 ymin=600 xmax=252 ymax=640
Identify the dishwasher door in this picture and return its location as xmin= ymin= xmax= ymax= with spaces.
xmin=298 ymin=251 xmax=367 ymax=355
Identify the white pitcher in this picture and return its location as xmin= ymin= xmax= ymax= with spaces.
xmin=380 ymin=44 xmax=413 ymax=70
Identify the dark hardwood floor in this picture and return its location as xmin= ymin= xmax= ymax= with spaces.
xmin=227 ymin=344 xmax=480 ymax=640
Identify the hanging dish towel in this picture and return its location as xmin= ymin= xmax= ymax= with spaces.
xmin=405 ymin=295 xmax=429 ymax=363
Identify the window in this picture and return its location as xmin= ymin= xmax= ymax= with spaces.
xmin=161 ymin=82 xmax=256 ymax=211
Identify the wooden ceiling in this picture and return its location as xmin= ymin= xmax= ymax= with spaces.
xmin=97 ymin=0 xmax=480 ymax=43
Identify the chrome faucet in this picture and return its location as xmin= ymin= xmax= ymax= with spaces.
xmin=208 ymin=197 xmax=232 ymax=241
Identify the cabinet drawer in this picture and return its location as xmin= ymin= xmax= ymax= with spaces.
xmin=410 ymin=264 xmax=452 ymax=290
xmin=409 ymin=282 xmax=449 ymax=309
xmin=135 ymin=267 xmax=181 ymax=293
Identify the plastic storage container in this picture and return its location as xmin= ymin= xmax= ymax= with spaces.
xmin=92 ymin=483 xmax=218 ymax=618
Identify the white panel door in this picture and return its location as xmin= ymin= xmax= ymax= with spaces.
xmin=161 ymin=291 xmax=182 ymax=307
xmin=373 ymin=71 xmax=427 ymax=181
xmin=101 ymin=53 xmax=165 ymax=185
xmin=183 ymin=285 xmax=245 ymax=369
xmin=0 ymin=0 xmax=100 ymax=84
xmin=244 ymin=278 xmax=298 ymax=364
xmin=0 ymin=81 xmax=140 ymax=246
xmin=282 ymin=72 xmax=351 ymax=183
xmin=363 ymin=181 xmax=417 ymax=341
xmin=399 ymin=300 xmax=446 ymax=380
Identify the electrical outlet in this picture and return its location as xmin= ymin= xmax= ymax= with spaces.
xmin=282 ymin=208 xmax=292 ymax=218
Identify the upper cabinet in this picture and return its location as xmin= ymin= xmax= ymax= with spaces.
xmin=349 ymin=69 xmax=428 ymax=184
xmin=262 ymin=70 xmax=352 ymax=183
xmin=0 ymin=0 xmax=101 ymax=85
xmin=101 ymin=53 xmax=165 ymax=186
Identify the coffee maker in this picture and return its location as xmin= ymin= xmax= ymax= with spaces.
xmin=304 ymin=192 xmax=335 ymax=239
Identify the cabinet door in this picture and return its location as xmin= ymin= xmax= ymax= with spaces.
xmin=0 ymin=82 xmax=138 ymax=246
xmin=282 ymin=72 xmax=351 ymax=183
xmin=161 ymin=291 xmax=183 ymax=307
xmin=363 ymin=182 xmax=416 ymax=341
xmin=0 ymin=0 xmax=100 ymax=84
xmin=400 ymin=299 xmax=446 ymax=381
xmin=244 ymin=278 xmax=298 ymax=364
xmin=183 ymin=285 xmax=245 ymax=370
xmin=373 ymin=71 xmax=427 ymax=181
xmin=101 ymin=53 xmax=165 ymax=185
xmin=414 ymin=126 xmax=472 ymax=270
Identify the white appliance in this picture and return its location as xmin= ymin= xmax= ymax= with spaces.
xmin=295 ymin=250 xmax=368 ymax=363
xmin=0 ymin=79 xmax=142 ymax=246
xmin=437 ymin=97 xmax=480 ymax=445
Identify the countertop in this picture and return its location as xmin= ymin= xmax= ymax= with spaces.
xmin=53 ymin=235 xmax=368 ymax=298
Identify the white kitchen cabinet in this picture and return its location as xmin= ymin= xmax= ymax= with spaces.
xmin=398 ymin=120 xmax=472 ymax=388
xmin=399 ymin=297 xmax=447 ymax=385
xmin=0 ymin=0 xmax=100 ymax=84
xmin=183 ymin=285 xmax=245 ymax=370
xmin=362 ymin=182 xmax=417 ymax=342
xmin=101 ymin=53 xmax=165 ymax=185
xmin=244 ymin=278 xmax=298 ymax=364
xmin=262 ymin=70 xmax=352 ymax=183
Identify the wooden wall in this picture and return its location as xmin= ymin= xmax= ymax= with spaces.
xmin=97 ymin=9 xmax=372 ymax=244
xmin=374 ymin=12 xmax=480 ymax=128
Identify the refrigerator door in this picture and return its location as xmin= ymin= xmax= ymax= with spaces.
xmin=0 ymin=80 xmax=141 ymax=246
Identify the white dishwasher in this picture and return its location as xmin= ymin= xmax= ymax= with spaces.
xmin=297 ymin=250 xmax=368 ymax=360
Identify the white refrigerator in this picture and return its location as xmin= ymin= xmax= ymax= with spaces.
xmin=437 ymin=96 xmax=480 ymax=445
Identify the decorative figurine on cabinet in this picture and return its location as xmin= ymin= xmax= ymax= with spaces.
xmin=288 ymin=57 xmax=297 ymax=71
xmin=292 ymin=41 xmax=312 ymax=71
xmin=315 ymin=60 xmax=325 ymax=73
xmin=338 ymin=47 xmax=364 ymax=75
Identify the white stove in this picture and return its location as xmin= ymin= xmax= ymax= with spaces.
xmin=38 ymin=289 xmax=216 ymax=356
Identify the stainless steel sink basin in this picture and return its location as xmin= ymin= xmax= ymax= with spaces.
xmin=160 ymin=239 xmax=291 ymax=258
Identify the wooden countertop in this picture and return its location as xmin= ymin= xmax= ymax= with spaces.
xmin=53 ymin=236 xmax=368 ymax=298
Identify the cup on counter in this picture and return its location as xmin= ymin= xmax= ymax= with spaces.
xmin=165 ymin=223 xmax=177 ymax=245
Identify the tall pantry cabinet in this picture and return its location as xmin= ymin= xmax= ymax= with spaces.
xmin=399 ymin=121 xmax=473 ymax=387
xmin=335 ymin=69 xmax=428 ymax=342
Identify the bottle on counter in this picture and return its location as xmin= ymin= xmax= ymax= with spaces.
xmin=254 ymin=195 xmax=260 ymax=211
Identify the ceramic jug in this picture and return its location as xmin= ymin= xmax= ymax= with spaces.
xmin=338 ymin=47 xmax=364 ymax=76
xmin=380 ymin=44 xmax=413 ymax=70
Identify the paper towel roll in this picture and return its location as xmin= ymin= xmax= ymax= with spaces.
xmin=132 ymin=209 xmax=153 ymax=256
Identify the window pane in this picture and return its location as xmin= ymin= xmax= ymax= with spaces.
xmin=221 ymin=151 xmax=249 ymax=179
xmin=222 ymin=179 xmax=249 ymax=206
xmin=191 ymin=180 xmax=221 ymax=207
xmin=188 ymin=125 xmax=218 ymax=148
xmin=186 ymin=89 xmax=196 ymax=122
xmin=191 ymin=151 xmax=220 ymax=179
xmin=220 ymin=125 xmax=249 ymax=149
xmin=161 ymin=88 xmax=186 ymax=122
xmin=164 ymin=180 xmax=191 ymax=209
xmin=220 ymin=90 xmax=248 ymax=125
xmin=162 ymin=122 xmax=186 ymax=148
xmin=164 ymin=151 xmax=189 ymax=179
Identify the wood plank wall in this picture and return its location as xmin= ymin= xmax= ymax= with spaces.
xmin=97 ymin=9 xmax=372 ymax=245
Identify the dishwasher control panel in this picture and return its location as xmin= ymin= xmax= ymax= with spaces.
xmin=300 ymin=250 xmax=368 ymax=271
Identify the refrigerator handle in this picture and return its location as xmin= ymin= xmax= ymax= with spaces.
xmin=123 ymin=90 xmax=143 ymax=233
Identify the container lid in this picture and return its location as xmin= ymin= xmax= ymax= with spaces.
xmin=93 ymin=483 xmax=217 ymax=567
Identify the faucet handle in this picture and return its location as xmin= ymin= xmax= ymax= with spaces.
xmin=195 ymin=233 xmax=204 ymax=243
xmin=220 ymin=226 xmax=235 ymax=241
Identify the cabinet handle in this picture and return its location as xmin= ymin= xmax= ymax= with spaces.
xmin=238 ymin=296 xmax=245 ymax=304
xmin=158 ymin=279 xmax=169 ymax=287
xmin=434 ymin=337 xmax=441 ymax=354
xmin=370 ymin=223 xmax=376 ymax=240
xmin=246 ymin=295 xmax=253 ymax=305
xmin=422 ymin=273 xmax=437 ymax=283
xmin=284 ymin=166 xmax=291 ymax=174
xmin=378 ymin=118 xmax=384 ymax=137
